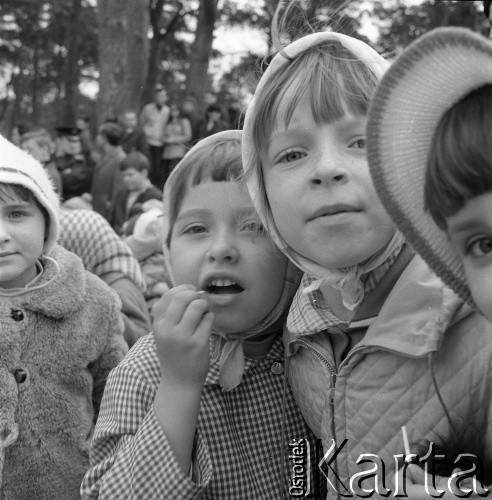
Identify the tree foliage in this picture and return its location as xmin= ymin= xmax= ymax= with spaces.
xmin=0 ymin=0 xmax=97 ymax=133
xmin=1 ymin=0 xmax=490 ymax=136
xmin=371 ymin=0 xmax=488 ymax=58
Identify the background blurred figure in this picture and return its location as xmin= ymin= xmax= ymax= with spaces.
xmin=123 ymin=201 xmax=171 ymax=319
xmin=17 ymin=122 xmax=63 ymax=196
xmin=53 ymin=123 xmax=93 ymax=201
xmin=181 ymin=94 xmax=201 ymax=146
xmin=139 ymin=84 xmax=170 ymax=187
xmin=120 ymin=110 xmax=149 ymax=157
xmin=160 ymin=104 xmax=192 ymax=189
xmin=110 ymin=151 xmax=161 ymax=234
xmin=196 ymin=104 xmax=229 ymax=141
xmin=91 ymin=122 xmax=126 ymax=221
xmin=59 ymin=209 xmax=152 ymax=347
xmin=76 ymin=116 xmax=99 ymax=166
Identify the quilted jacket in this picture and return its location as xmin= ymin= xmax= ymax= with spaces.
xmin=285 ymin=254 xmax=492 ymax=498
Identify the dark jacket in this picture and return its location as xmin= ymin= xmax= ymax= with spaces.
xmin=120 ymin=128 xmax=149 ymax=157
xmin=110 ymin=184 xmax=162 ymax=235
xmin=91 ymin=148 xmax=126 ymax=220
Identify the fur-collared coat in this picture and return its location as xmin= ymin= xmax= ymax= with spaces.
xmin=0 ymin=244 xmax=127 ymax=499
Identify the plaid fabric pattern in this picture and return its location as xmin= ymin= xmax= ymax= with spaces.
xmin=58 ymin=209 xmax=146 ymax=292
xmin=287 ymin=244 xmax=403 ymax=337
xmin=81 ymin=333 xmax=318 ymax=499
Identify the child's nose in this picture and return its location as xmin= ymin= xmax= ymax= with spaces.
xmin=0 ymin=222 xmax=11 ymax=244
xmin=309 ymin=150 xmax=349 ymax=187
xmin=206 ymin=233 xmax=239 ymax=263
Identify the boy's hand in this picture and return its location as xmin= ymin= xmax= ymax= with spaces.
xmin=153 ymin=284 xmax=214 ymax=389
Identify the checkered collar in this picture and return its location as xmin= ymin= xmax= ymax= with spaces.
xmin=287 ymin=243 xmax=405 ymax=338
xmin=204 ymin=334 xmax=284 ymax=388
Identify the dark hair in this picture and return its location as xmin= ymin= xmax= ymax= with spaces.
xmin=206 ymin=104 xmax=222 ymax=115
xmin=424 ymin=84 xmax=492 ymax=230
xmin=98 ymin=122 xmax=123 ymax=146
xmin=120 ymin=151 xmax=150 ymax=173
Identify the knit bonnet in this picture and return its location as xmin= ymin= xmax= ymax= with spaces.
xmin=0 ymin=134 xmax=60 ymax=253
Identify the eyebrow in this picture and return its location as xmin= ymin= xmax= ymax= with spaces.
xmin=270 ymin=115 xmax=366 ymax=142
xmin=447 ymin=219 xmax=487 ymax=236
xmin=2 ymin=201 xmax=33 ymax=208
xmin=176 ymin=206 xmax=257 ymax=220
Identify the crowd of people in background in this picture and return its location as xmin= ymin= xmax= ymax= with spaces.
xmin=3 ymin=3 xmax=492 ymax=496
xmin=9 ymin=88 xmax=242 ymax=323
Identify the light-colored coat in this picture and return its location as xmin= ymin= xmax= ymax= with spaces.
xmin=0 ymin=244 xmax=127 ymax=499
xmin=286 ymin=254 xmax=492 ymax=498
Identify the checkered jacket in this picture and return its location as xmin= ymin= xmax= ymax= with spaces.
xmin=81 ymin=333 xmax=318 ymax=499
xmin=58 ymin=209 xmax=146 ymax=292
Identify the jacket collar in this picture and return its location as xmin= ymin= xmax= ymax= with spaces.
xmin=13 ymin=244 xmax=86 ymax=318
xmin=285 ymin=253 xmax=471 ymax=358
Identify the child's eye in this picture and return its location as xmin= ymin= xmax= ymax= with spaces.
xmin=348 ymin=138 xmax=366 ymax=149
xmin=183 ymin=224 xmax=206 ymax=235
xmin=242 ymin=220 xmax=266 ymax=234
xmin=466 ymin=237 xmax=492 ymax=258
xmin=8 ymin=211 xmax=26 ymax=219
xmin=278 ymin=150 xmax=305 ymax=163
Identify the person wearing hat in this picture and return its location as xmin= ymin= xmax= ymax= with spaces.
xmin=0 ymin=134 xmax=127 ymax=498
xmin=16 ymin=122 xmax=63 ymax=197
xmin=367 ymin=27 xmax=492 ymax=495
xmin=139 ymin=84 xmax=170 ymax=187
xmin=53 ymin=122 xmax=93 ymax=200
xmin=241 ymin=9 xmax=492 ymax=495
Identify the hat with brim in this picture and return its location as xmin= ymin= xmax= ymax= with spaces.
xmin=367 ymin=27 xmax=492 ymax=305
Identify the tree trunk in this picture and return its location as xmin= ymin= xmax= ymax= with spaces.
xmin=32 ymin=42 xmax=40 ymax=125
xmin=61 ymin=0 xmax=82 ymax=126
xmin=186 ymin=0 xmax=218 ymax=114
xmin=97 ymin=0 xmax=149 ymax=124
xmin=142 ymin=0 xmax=183 ymax=107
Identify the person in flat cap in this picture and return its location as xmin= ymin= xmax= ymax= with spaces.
xmin=53 ymin=123 xmax=93 ymax=200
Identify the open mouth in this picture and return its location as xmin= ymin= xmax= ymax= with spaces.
xmin=205 ymin=278 xmax=244 ymax=295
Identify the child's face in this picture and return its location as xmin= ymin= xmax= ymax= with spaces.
xmin=0 ymin=194 xmax=46 ymax=289
xmin=446 ymin=192 xmax=492 ymax=323
xmin=260 ymin=91 xmax=396 ymax=269
xmin=123 ymin=167 xmax=148 ymax=192
xmin=169 ymin=180 xmax=288 ymax=334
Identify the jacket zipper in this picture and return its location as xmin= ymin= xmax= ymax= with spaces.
xmin=296 ymin=339 xmax=343 ymax=499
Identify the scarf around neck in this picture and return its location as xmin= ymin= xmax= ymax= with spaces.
xmin=302 ymin=230 xmax=406 ymax=311
xmin=162 ymin=130 xmax=303 ymax=391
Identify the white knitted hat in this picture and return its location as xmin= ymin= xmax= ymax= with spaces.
xmin=367 ymin=27 xmax=492 ymax=305
xmin=0 ymin=134 xmax=60 ymax=253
